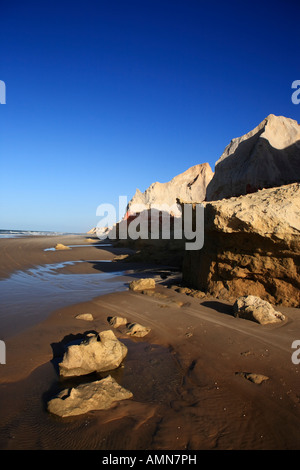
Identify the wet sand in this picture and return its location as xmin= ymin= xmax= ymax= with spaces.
xmin=0 ymin=235 xmax=299 ymax=450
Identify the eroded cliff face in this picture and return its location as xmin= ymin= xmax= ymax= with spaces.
xmin=183 ymin=183 xmax=300 ymax=307
xmin=128 ymin=163 xmax=213 ymax=215
xmin=206 ymin=114 xmax=300 ymax=201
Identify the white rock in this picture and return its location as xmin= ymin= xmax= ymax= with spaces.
xmin=59 ymin=330 xmax=128 ymax=377
xmin=47 ymin=375 xmax=133 ymax=417
xmin=233 ymin=295 xmax=286 ymax=325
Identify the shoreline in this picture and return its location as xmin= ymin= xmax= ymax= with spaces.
xmin=0 ymin=235 xmax=299 ymax=450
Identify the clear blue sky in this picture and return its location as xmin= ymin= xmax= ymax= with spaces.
xmin=0 ymin=0 xmax=299 ymax=233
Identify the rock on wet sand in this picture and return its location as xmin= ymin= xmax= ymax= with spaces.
xmin=55 ymin=243 xmax=71 ymax=250
xmin=233 ymin=295 xmax=286 ymax=325
xmin=47 ymin=375 xmax=133 ymax=417
xmin=59 ymin=330 xmax=128 ymax=377
xmin=129 ymin=278 xmax=155 ymax=291
xmin=75 ymin=313 xmax=94 ymax=321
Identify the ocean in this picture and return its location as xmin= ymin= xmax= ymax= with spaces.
xmin=0 ymin=229 xmax=79 ymax=239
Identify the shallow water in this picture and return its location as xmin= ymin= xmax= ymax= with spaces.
xmin=0 ymin=256 xmax=185 ymax=450
xmin=0 ymin=261 xmax=129 ymax=338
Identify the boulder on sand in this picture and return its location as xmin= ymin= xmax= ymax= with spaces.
xmin=47 ymin=375 xmax=133 ymax=417
xmin=129 ymin=278 xmax=155 ymax=291
xmin=233 ymin=295 xmax=286 ymax=325
xmin=59 ymin=330 xmax=128 ymax=377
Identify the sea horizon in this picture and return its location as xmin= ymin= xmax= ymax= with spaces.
xmin=0 ymin=229 xmax=83 ymax=239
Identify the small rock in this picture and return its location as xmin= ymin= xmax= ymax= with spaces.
xmin=113 ymin=254 xmax=129 ymax=261
xmin=55 ymin=243 xmax=71 ymax=250
xmin=236 ymin=372 xmax=269 ymax=384
xmin=233 ymin=295 xmax=286 ymax=325
xmin=175 ymin=287 xmax=192 ymax=294
xmin=125 ymin=322 xmax=151 ymax=338
xmin=129 ymin=278 xmax=155 ymax=291
xmin=107 ymin=316 xmax=128 ymax=328
xmin=75 ymin=313 xmax=94 ymax=321
xmin=47 ymin=375 xmax=133 ymax=417
xmin=174 ymin=300 xmax=184 ymax=307
xmin=185 ymin=332 xmax=193 ymax=338
xmin=240 ymin=350 xmax=253 ymax=356
xmin=189 ymin=290 xmax=206 ymax=299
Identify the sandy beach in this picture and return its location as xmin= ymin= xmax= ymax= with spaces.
xmin=0 ymin=234 xmax=299 ymax=450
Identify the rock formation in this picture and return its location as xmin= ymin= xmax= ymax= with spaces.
xmin=103 ymin=164 xmax=212 ymax=254
xmin=47 ymin=375 xmax=133 ymax=417
xmin=128 ymin=163 xmax=213 ymax=216
xmin=59 ymin=330 xmax=128 ymax=377
xmin=182 ymin=183 xmax=300 ymax=307
xmin=206 ymin=114 xmax=300 ymax=201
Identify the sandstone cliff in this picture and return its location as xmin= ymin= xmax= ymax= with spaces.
xmin=128 ymin=163 xmax=213 ymax=215
xmin=183 ymin=183 xmax=300 ymax=307
xmin=206 ymin=114 xmax=300 ymax=201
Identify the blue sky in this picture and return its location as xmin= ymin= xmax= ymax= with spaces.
xmin=0 ymin=0 xmax=299 ymax=233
